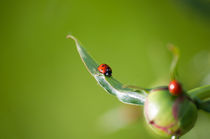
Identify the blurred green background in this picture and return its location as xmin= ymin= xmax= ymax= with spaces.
xmin=1 ymin=0 xmax=210 ymax=139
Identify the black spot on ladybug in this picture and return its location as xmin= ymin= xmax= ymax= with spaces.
xmin=106 ymin=70 xmax=112 ymax=77
xmin=105 ymin=71 xmax=112 ymax=77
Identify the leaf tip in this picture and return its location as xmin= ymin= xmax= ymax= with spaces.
xmin=167 ymin=43 xmax=175 ymax=51
xmin=167 ymin=44 xmax=179 ymax=56
xmin=66 ymin=34 xmax=81 ymax=50
xmin=66 ymin=34 xmax=76 ymax=40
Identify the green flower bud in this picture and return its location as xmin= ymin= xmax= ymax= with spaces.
xmin=144 ymin=87 xmax=198 ymax=137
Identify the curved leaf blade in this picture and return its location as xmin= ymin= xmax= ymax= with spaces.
xmin=67 ymin=35 xmax=147 ymax=105
xmin=188 ymin=85 xmax=210 ymax=112
xmin=187 ymin=85 xmax=210 ymax=100
xmin=196 ymin=99 xmax=210 ymax=112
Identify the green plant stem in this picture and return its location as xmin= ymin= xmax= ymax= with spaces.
xmin=168 ymin=44 xmax=180 ymax=81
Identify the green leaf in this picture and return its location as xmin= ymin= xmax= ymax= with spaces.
xmin=195 ymin=99 xmax=210 ymax=112
xmin=187 ymin=85 xmax=210 ymax=112
xmin=187 ymin=85 xmax=210 ymax=100
xmin=67 ymin=35 xmax=148 ymax=105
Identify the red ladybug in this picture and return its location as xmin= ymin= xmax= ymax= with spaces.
xmin=168 ymin=80 xmax=182 ymax=96
xmin=97 ymin=64 xmax=112 ymax=77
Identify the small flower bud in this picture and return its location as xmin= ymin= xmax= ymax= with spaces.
xmin=144 ymin=87 xmax=197 ymax=137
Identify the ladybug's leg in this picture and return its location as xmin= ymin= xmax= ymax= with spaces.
xmin=95 ymin=70 xmax=103 ymax=76
xmin=95 ymin=71 xmax=104 ymax=77
xmin=93 ymin=68 xmax=102 ymax=76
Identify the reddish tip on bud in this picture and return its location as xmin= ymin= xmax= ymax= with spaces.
xmin=168 ymin=80 xmax=182 ymax=96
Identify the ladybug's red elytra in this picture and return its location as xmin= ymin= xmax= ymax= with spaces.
xmin=168 ymin=80 xmax=182 ymax=96
xmin=97 ymin=64 xmax=112 ymax=77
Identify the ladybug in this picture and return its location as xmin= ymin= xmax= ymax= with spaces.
xmin=168 ymin=80 xmax=182 ymax=96
xmin=97 ymin=64 xmax=112 ymax=77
